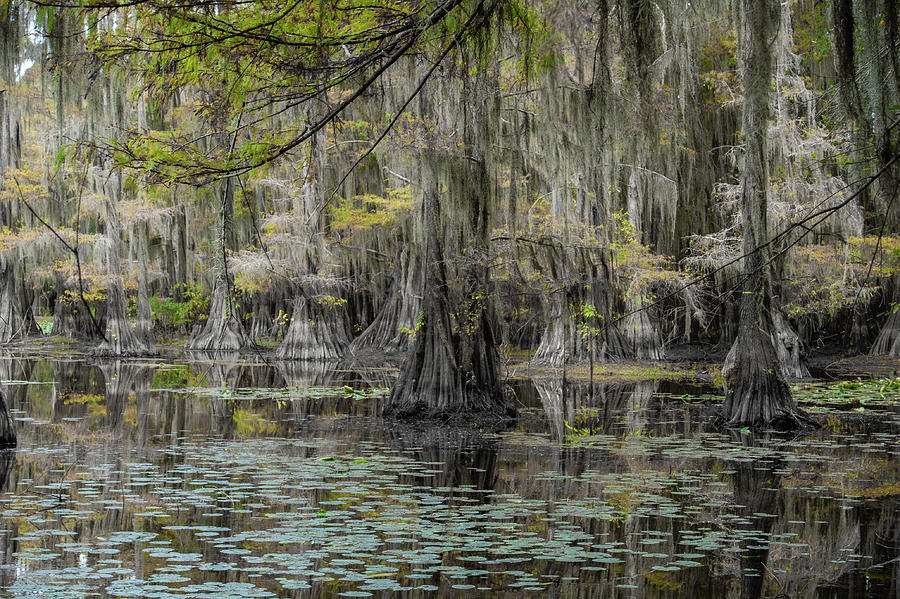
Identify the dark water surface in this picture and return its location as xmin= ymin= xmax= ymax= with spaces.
xmin=0 ymin=354 xmax=897 ymax=598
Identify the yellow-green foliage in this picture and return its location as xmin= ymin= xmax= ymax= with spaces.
xmin=316 ymin=295 xmax=347 ymax=310
xmin=148 ymin=285 xmax=209 ymax=329
xmin=786 ymin=237 xmax=900 ymax=319
xmin=328 ymin=186 xmax=414 ymax=238
xmin=791 ymin=0 xmax=832 ymax=66
xmin=848 ymin=236 xmax=900 ymax=276
xmin=65 ymin=393 xmax=107 ymax=418
xmin=0 ymin=168 xmax=48 ymax=203
xmin=61 ymin=288 xmax=107 ymax=305
xmin=698 ymin=23 xmax=739 ymax=106
xmin=233 ymin=271 xmax=269 ymax=295
xmin=610 ymin=211 xmax=681 ymax=300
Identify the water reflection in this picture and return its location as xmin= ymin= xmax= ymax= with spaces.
xmin=0 ymin=356 xmax=894 ymax=597
xmin=97 ymin=360 xmax=152 ymax=432
xmin=0 ymin=449 xmax=16 ymax=588
xmin=731 ymin=444 xmax=781 ymax=599
xmin=0 ymin=353 xmax=31 ymax=407
xmin=0 ymin=355 xmax=22 ymax=447
xmin=534 ymin=378 xmax=662 ymax=443
xmin=392 ymin=425 xmax=499 ymax=501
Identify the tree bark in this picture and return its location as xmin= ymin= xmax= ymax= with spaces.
xmin=384 ymin=165 xmax=514 ymax=421
xmin=723 ymin=0 xmax=813 ymax=430
xmin=533 ymin=250 xmax=629 ymax=366
xmin=186 ymin=277 xmax=253 ymax=351
xmin=173 ymin=201 xmax=189 ymax=302
xmin=52 ymin=290 xmax=106 ymax=341
xmin=772 ymin=308 xmax=808 ymax=378
xmin=870 ymin=276 xmax=900 ymax=356
xmin=350 ymin=245 xmax=422 ymax=354
xmin=0 ymin=261 xmax=35 ymax=343
xmin=275 ymin=291 xmax=350 ymax=361
xmin=95 ymin=196 xmax=149 ymax=356
xmin=135 ymin=220 xmax=153 ymax=343
xmin=186 ymin=178 xmax=254 ymax=351
xmin=622 ymin=295 xmax=663 ymax=360
xmin=0 ymin=2 xmax=22 ymax=177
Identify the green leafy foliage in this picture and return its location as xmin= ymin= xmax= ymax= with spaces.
xmin=785 ymin=236 xmax=900 ymax=321
xmin=328 ymin=187 xmax=415 ymax=239
xmin=85 ymin=0 xmax=548 ymax=185
xmin=148 ymin=285 xmax=209 ymax=330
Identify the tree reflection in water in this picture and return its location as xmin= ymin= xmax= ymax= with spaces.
xmin=534 ymin=378 xmax=660 ymax=442
xmin=731 ymin=439 xmax=781 ymax=599
xmin=0 ymin=356 xmax=893 ymax=597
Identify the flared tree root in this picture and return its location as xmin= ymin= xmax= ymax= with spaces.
xmin=276 ymin=294 xmax=350 ymax=361
xmin=186 ymin=279 xmax=255 ymax=352
xmin=723 ymin=329 xmax=817 ymax=431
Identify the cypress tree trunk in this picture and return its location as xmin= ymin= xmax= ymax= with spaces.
xmin=52 ymin=281 xmax=106 ymax=341
xmin=135 ymin=221 xmax=152 ymax=343
xmin=0 ymin=262 xmax=35 ymax=343
xmin=187 ymin=178 xmax=254 ymax=351
xmin=532 ymin=288 xmax=578 ymax=367
xmin=350 ymin=245 xmax=422 ymax=353
xmin=870 ymin=276 xmax=900 ymax=356
xmin=0 ymin=6 xmax=29 ymax=346
xmin=772 ymin=308 xmax=808 ymax=378
xmin=0 ymin=1 xmax=21 ymax=177
xmin=532 ymin=249 xmax=629 ymax=366
xmin=722 ymin=0 xmax=812 ymax=430
xmin=95 ymin=195 xmax=149 ymax=356
xmin=173 ymin=201 xmax=189 ymax=302
xmin=275 ymin=290 xmax=350 ymax=361
xmin=622 ymin=295 xmax=663 ymax=360
xmin=385 ymin=162 xmax=514 ymax=421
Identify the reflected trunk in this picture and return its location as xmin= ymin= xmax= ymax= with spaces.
xmin=0 ymin=388 xmax=14 ymax=447
xmin=730 ymin=444 xmax=781 ymax=599
xmin=392 ymin=425 xmax=499 ymax=500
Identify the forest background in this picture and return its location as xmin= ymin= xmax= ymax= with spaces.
xmin=0 ymin=0 xmax=898 ymax=429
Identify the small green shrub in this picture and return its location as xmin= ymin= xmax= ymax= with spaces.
xmin=149 ymin=284 xmax=209 ymax=330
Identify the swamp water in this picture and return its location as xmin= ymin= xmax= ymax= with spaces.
xmin=0 ymin=354 xmax=896 ymax=598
